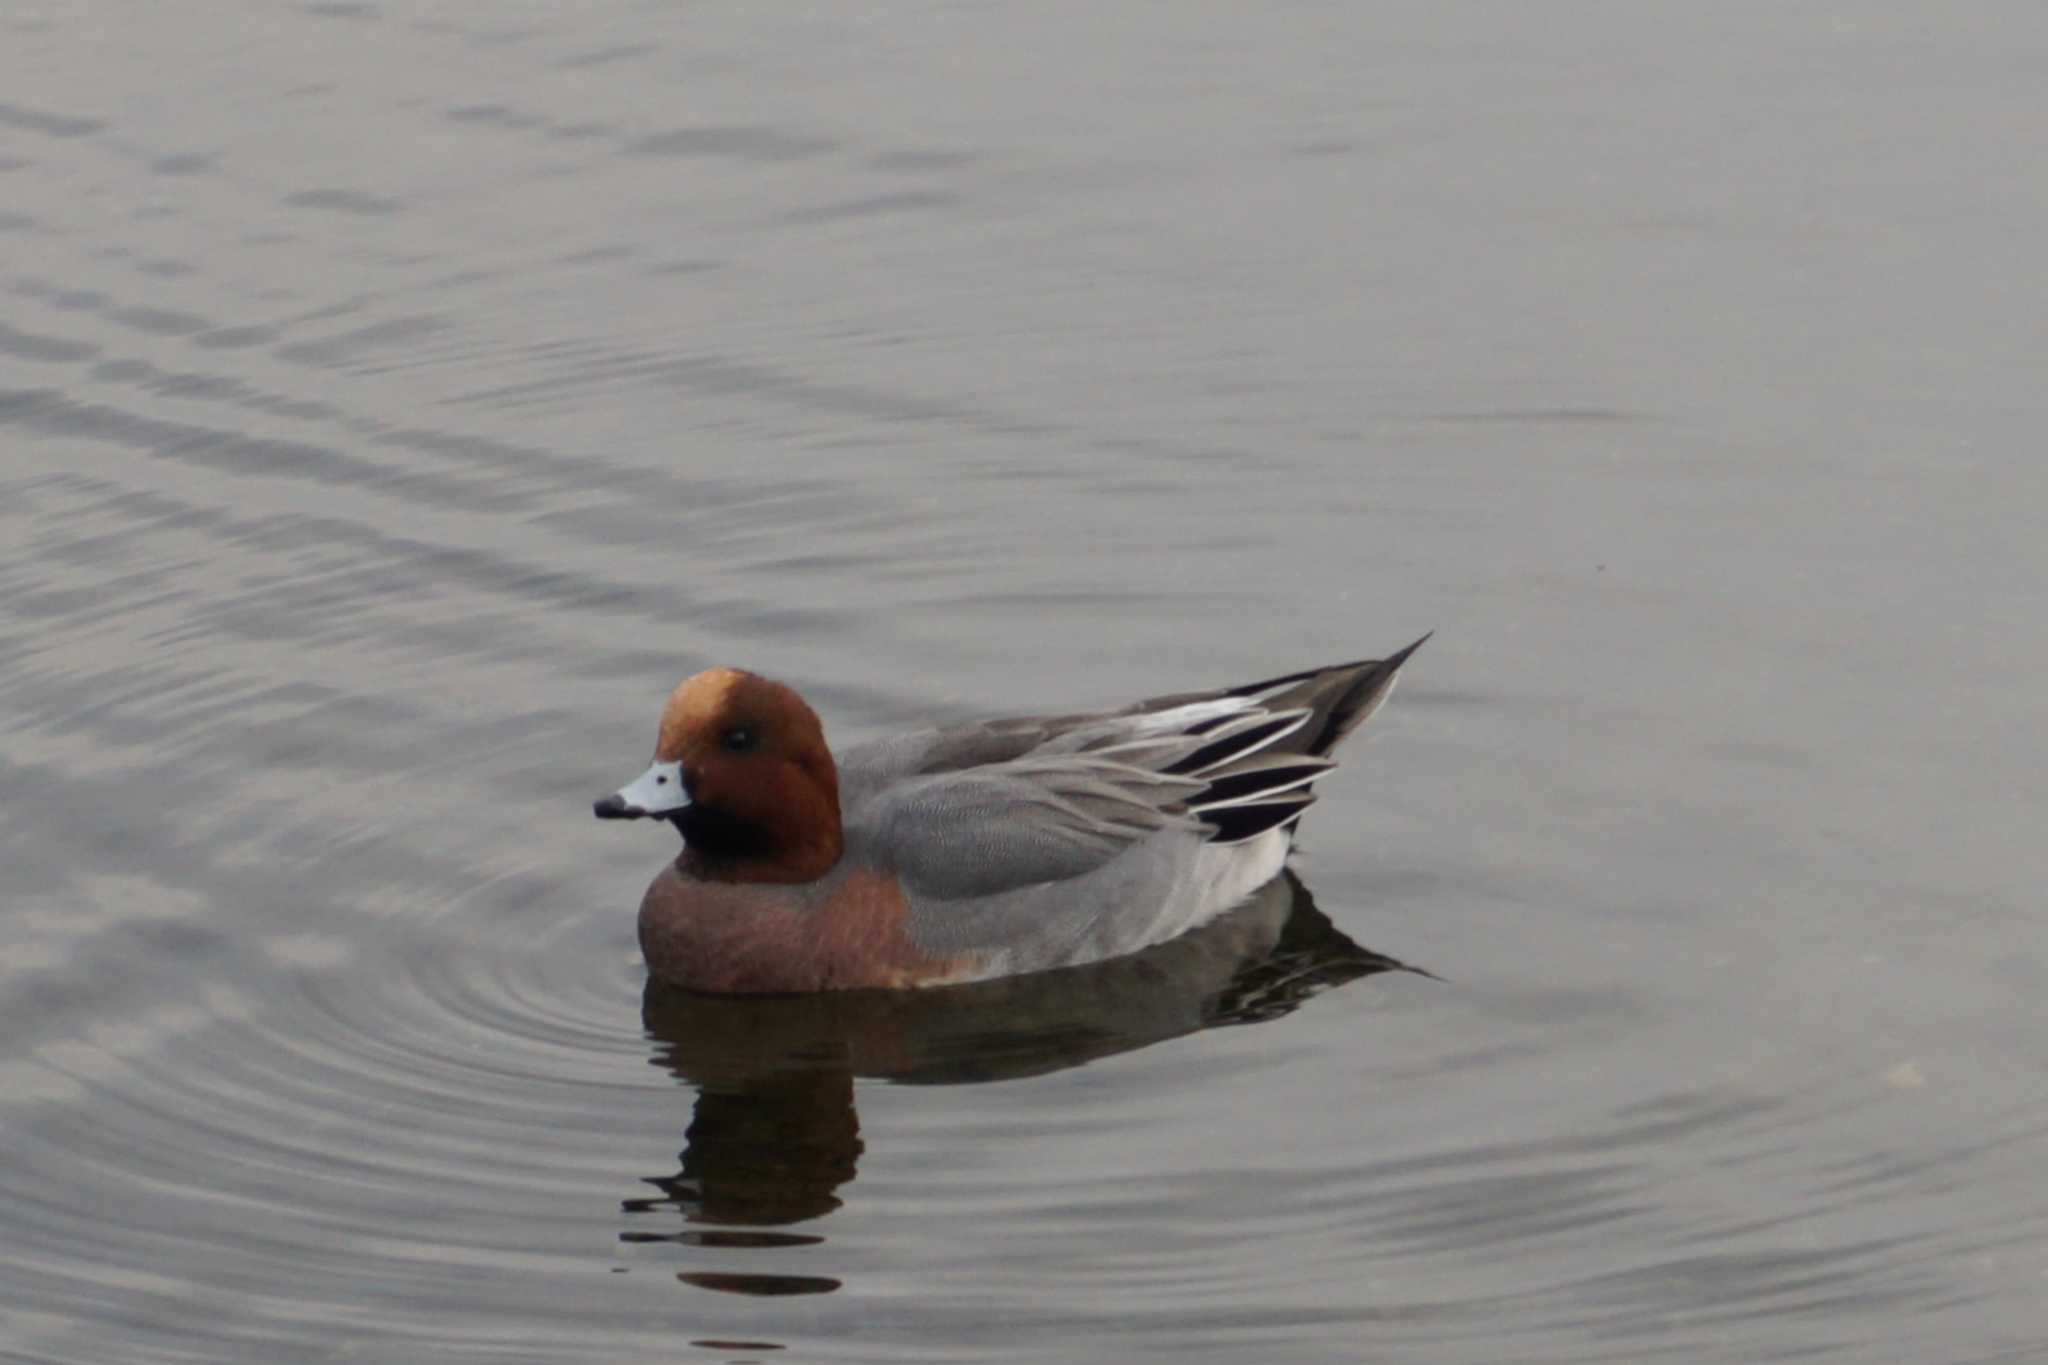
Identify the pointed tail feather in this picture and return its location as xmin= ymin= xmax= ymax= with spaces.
xmin=1182 ymin=633 xmax=1429 ymax=842
xmin=1231 ymin=632 xmax=1431 ymax=758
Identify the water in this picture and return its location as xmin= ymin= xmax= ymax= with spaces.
xmin=4 ymin=4 xmax=2046 ymax=1361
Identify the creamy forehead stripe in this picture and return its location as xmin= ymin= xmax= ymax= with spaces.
xmin=656 ymin=667 xmax=759 ymax=760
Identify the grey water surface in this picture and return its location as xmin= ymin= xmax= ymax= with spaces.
xmin=4 ymin=4 xmax=2046 ymax=1362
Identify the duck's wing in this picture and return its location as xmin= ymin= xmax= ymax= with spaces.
xmin=853 ymin=755 xmax=1202 ymax=899
xmin=842 ymin=641 xmax=1429 ymax=903
xmin=838 ymin=634 xmax=1427 ymax=792
xmin=845 ymin=700 xmax=1329 ymax=902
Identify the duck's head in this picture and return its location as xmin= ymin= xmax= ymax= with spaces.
xmin=595 ymin=667 xmax=843 ymax=883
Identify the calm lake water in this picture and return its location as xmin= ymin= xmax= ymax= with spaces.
xmin=5 ymin=4 xmax=2046 ymax=1362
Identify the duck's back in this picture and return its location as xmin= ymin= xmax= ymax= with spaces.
xmin=832 ymin=642 xmax=1426 ymax=977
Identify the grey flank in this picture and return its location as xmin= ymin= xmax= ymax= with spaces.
xmin=834 ymin=638 xmax=1428 ymax=970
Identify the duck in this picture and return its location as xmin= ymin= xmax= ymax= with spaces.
xmin=595 ymin=636 xmax=1428 ymax=994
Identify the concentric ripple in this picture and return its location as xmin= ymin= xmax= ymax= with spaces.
xmin=8 ymin=4 xmax=2048 ymax=1362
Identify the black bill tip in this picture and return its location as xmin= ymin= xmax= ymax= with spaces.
xmin=593 ymin=793 xmax=639 ymax=820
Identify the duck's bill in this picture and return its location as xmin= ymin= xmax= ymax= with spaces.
xmin=593 ymin=760 xmax=687 ymax=820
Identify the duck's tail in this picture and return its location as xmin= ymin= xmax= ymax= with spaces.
xmin=1160 ymin=634 xmax=1429 ymax=844
xmin=1226 ymin=632 xmax=1431 ymax=759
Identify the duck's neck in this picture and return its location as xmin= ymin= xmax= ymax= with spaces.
xmin=674 ymin=796 xmax=843 ymax=885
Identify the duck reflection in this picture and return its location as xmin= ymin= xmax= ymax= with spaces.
xmin=623 ymin=871 xmax=1418 ymax=1297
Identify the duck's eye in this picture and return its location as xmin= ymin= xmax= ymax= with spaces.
xmin=720 ymin=726 xmax=758 ymax=753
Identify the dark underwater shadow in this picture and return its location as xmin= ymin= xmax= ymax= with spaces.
xmin=622 ymin=870 xmax=1420 ymax=1297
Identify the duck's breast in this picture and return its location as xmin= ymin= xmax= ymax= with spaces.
xmin=637 ymin=860 xmax=986 ymax=993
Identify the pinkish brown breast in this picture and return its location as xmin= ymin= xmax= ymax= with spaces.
xmin=637 ymin=861 xmax=982 ymax=993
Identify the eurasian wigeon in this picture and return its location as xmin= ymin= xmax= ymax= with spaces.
xmin=596 ymin=637 xmax=1428 ymax=994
